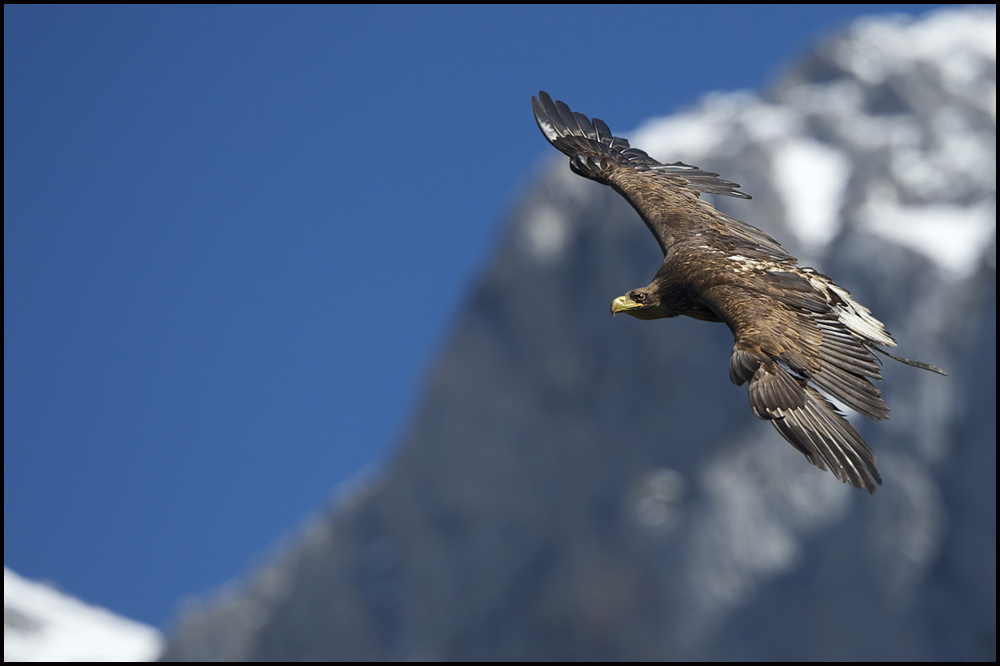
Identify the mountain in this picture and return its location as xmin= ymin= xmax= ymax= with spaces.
xmin=162 ymin=7 xmax=996 ymax=660
xmin=4 ymin=567 xmax=162 ymax=662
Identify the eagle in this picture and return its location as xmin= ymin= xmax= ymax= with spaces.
xmin=532 ymin=91 xmax=945 ymax=493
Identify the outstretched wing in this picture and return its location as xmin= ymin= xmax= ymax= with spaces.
xmin=748 ymin=360 xmax=883 ymax=492
xmin=532 ymin=91 xmax=789 ymax=261
xmin=710 ymin=269 xmax=899 ymax=493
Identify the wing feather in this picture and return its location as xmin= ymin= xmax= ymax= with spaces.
xmin=533 ymin=92 xmax=750 ymax=198
xmin=592 ymin=117 xmax=613 ymax=144
xmin=751 ymin=363 xmax=881 ymax=492
xmin=811 ymin=360 xmax=889 ymax=420
xmin=532 ymin=91 xmax=771 ymax=257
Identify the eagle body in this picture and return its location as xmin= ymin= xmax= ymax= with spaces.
xmin=532 ymin=91 xmax=944 ymax=493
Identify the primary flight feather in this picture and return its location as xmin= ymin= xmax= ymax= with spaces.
xmin=532 ymin=91 xmax=945 ymax=493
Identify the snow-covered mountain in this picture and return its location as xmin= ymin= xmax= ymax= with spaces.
xmin=163 ymin=7 xmax=996 ymax=661
xmin=4 ymin=568 xmax=162 ymax=662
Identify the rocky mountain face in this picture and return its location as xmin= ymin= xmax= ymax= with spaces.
xmin=162 ymin=8 xmax=996 ymax=660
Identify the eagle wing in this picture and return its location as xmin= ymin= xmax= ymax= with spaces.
xmin=706 ymin=268 xmax=897 ymax=493
xmin=532 ymin=91 xmax=790 ymax=261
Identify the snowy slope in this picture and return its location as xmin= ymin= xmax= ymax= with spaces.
xmin=4 ymin=568 xmax=162 ymax=662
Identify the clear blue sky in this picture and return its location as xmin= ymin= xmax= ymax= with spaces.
xmin=5 ymin=5 xmax=945 ymax=627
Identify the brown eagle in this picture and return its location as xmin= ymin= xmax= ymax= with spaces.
xmin=532 ymin=91 xmax=944 ymax=493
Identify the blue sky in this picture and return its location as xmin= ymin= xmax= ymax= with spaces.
xmin=5 ymin=5 xmax=945 ymax=627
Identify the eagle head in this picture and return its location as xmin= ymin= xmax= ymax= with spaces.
xmin=610 ymin=288 xmax=664 ymax=320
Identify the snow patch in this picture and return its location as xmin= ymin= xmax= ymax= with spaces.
xmin=772 ymin=139 xmax=850 ymax=252
xmin=860 ymin=192 xmax=995 ymax=279
xmin=633 ymin=110 xmax=726 ymax=160
xmin=4 ymin=568 xmax=162 ymax=662
xmin=836 ymin=7 xmax=997 ymax=87
xmin=525 ymin=204 xmax=569 ymax=261
xmin=738 ymin=100 xmax=800 ymax=145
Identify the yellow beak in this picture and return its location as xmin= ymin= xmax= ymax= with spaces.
xmin=611 ymin=296 xmax=638 ymax=316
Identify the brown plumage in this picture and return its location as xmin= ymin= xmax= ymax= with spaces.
xmin=532 ymin=91 xmax=945 ymax=493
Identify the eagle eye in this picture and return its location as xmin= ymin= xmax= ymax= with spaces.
xmin=633 ymin=292 xmax=645 ymax=303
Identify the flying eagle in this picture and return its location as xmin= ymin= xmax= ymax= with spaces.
xmin=532 ymin=91 xmax=945 ymax=493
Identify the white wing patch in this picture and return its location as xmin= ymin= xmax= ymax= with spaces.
xmin=725 ymin=256 xmax=896 ymax=348
xmin=804 ymin=273 xmax=896 ymax=347
xmin=726 ymin=255 xmax=785 ymax=274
